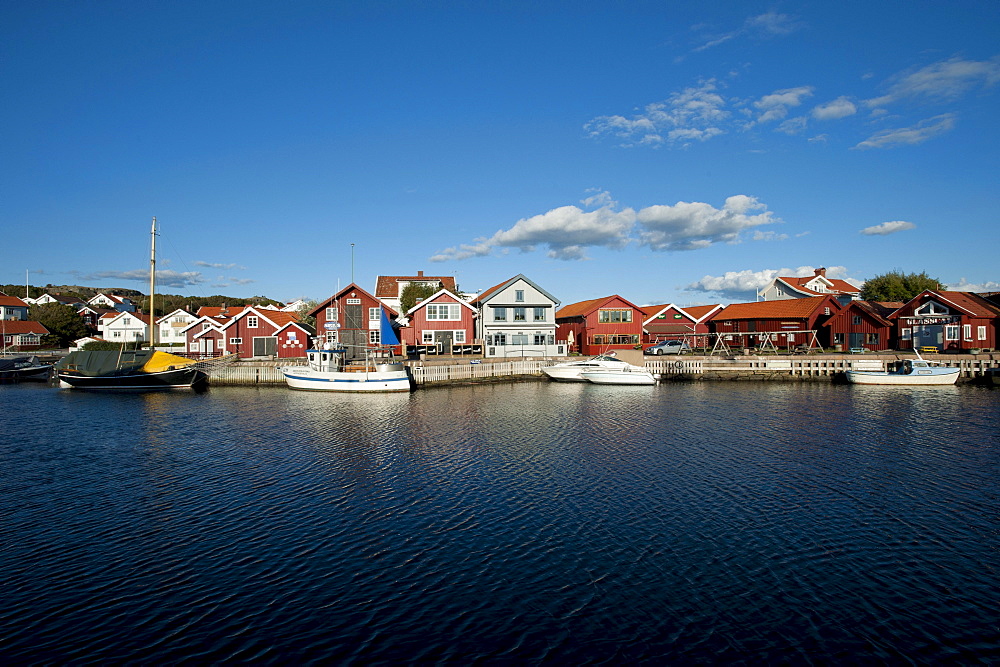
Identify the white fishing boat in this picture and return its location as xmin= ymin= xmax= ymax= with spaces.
xmin=580 ymin=366 xmax=657 ymax=385
xmin=280 ymin=344 xmax=413 ymax=392
xmin=541 ymin=353 xmax=637 ymax=382
xmin=845 ymin=357 xmax=960 ymax=385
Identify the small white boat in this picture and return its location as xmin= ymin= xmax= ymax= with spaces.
xmin=845 ymin=358 xmax=960 ymax=385
xmin=541 ymin=353 xmax=636 ymax=382
xmin=580 ymin=366 xmax=657 ymax=385
xmin=280 ymin=345 xmax=413 ymax=392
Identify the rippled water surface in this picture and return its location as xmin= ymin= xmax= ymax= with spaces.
xmin=2 ymin=381 xmax=998 ymax=663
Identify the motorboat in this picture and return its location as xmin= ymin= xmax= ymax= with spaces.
xmin=845 ymin=358 xmax=960 ymax=385
xmin=0 ymin=356 xmax=53 ymax=381
xmin=541 ymin=353 xmax=637 ymax=382
xmin=56 ymin=349 xmax=208 ymax=390
xmin=280 ymin=345 xmax=413 ymax=392
xmin=580 ymin=366 xmax=657 ymax=385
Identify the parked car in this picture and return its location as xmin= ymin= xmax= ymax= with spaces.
xmin=645 ymin=340 xmax=691 ymax=355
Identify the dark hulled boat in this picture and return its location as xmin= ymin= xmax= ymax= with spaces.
xmin=55 ymin=350 xmax=207 ymax=391
xmin=0 ymin=356 xmax=53 ymax=381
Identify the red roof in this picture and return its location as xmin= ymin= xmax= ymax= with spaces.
xmin=556 ymin=295 xmax=642 ymax=319
xmin=374 ymin=273 xmax=458 ymax=298
xmin=779 ymin=276 xmax=859 ymax=296
xmin=683 ymin=304 xmax=723 ymax=321
xmin=1 ymin=320 xmax=49 ymax=335
xmin=905 ymin=291 xmax=1000 ymax=318
xmin=713 ymin=296 xmax=837 ymax=320
xmin=196 ymin=305 xmax=250 ymax=318
xmin=0 ymin=295 xmax=29 ymax=308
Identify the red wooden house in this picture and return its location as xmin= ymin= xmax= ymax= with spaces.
xmin=641 ymin=303 xmax=722 ymax=349
xmin=556 ymin=295 xmax=645 ymax=355
xmin=183 ymin=306 xmax=311 ymax=359
xmin=891 ymin=290 xmax=1000 ymax=352
xmin=2 ymin=320 xmax=49 ymax=351
xmin=824 ymin=301 xmax=902 ymax=352
xmin=708 ymin=295 xmax=842 ymax=351
xmin=400 ymin=289 xmax=477 ymax=355
xmin=310 ymin=283 xmax=400 ymax=361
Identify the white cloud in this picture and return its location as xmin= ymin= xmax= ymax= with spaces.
xmin=859 ymin=220 xmax=916 ymax=235
xmin=854 ymin=114 xmax=956 ymax=149
xmin=431 ymin=193 xmax=782 ymax=261
xmin=693 ymin=12 xmax=802 ymax=52
xmin=82 ymin=269 xmax=205 ymax=288
xmin=947 ymin=278 xmax=1000 ymax=292
xmin=636 ymin=195 xmax=779 ymax=251
xmin=754 ymin=86 xmax=814 ymax=123
xmin=194 ymin=260 xmax=247 ymax=270
xmin=686 ymin=265 xmax=853 ymax=299
xmin=812 ymin=96 xmax=857 ymax=120
xmin=777 ymin=116 xmax=808 ymax=135
xmin=866 ymin=56 xmax=1000 ymax=109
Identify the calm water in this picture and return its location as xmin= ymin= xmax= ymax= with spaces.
xmin=1 ymin=381 xmax=998 ymax=663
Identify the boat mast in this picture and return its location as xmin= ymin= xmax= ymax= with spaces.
xmin=150 ymin=217 xmax=157 ymax=348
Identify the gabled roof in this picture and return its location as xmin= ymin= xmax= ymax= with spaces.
xmin=40 ymin=293 xmax=86 ymax=305
xmin=641 ymin=303 xmax=724 ymax=325
xmin=405 ymin=288 xmax=478 ymax=317
xmin=155 ymin=309 xmax=195 ymax=325
xmin=374 ymin=272 xmax=458 ymax=298
xmin=310 ymin=283 xmax=399 ymax=318
xmin=196 ymin=305 xmax=250 ymax=318
xmin=217 ymin=306 xmax=300 ymax=331
xmin=712 ymin=295 xmax=838 ymax=320
xmin=104 ymin=311 xmax=150 ymax=325
xmin=832 ymin=301 xmax=903 ymax=327
xmin=556 ymin=295 xmax=643 ymax=319
xmin=777 ymin=275 xmax=860 ymax=297
xmin=472 ymin=274 xmax=560 ymax=307
xmin=0 ymin=295 xmax=29 ymax=308
xmin=2 ymin=320 xmax=49 ymax=335
xmin=894 ymin=290 xmax=1000 ymax=318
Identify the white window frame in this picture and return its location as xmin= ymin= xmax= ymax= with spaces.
xmin=369 ymin=307 xmax=380 ymax=322
xmin=230 ymin=337 xmax=242 ymax=345
xmin=247 ymin=316 xmax=259 ymax=328
xmin=369 ymin=330 xmax=380 ymax=344
xmin=902 ymin=327 xmax=912 ymax=341
xmin=963 ymin=324 xmax=972 ymax=341
xmin=325 ymin=307 xmax=337 ymax=321
xmin=533 ymin=307 xmax=545 ymax=322
xmin=426 ymin=304 xmax=459 ymax=321
xmin=422 ymin=331 xmax=434 ymax=344
xmin=513 ymin=307 xmax=526 ymax=321
xmin=454 ymin=330 xmax=466 ymax=343
xmin=978 ymin=326 xmax=987 ymax=341
xmin=945 ymin=325 xmax=959 ymax=341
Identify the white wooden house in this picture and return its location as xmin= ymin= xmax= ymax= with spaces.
xmin=472 ymin=274 xmax=565 ymax=358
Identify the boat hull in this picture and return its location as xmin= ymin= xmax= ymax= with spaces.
xmin=57 ymin=366 xmax=208 ymax=391
xmin=281 ymin=366 xmax=413 ymax=392
xmin=581 ymin=370 xmax=657 ymax=385
xmin=845 ymin=369 xmax=959 ymax=385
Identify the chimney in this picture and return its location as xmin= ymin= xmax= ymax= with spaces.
xmin=221 ymin=302 xmax=228 ymax=316
xmin=815 ymin=267 xmax=827 ymax=277
xmin=417 ymin=270 xmax=424 ymax=277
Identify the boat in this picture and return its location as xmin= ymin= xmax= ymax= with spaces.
xmin=0 ymin=355 xmax=53 ymax=381
xmin=541 ymin=353 xmax=639 ymax=382
xmin=845 ymin=357 xmax=960 ymax=385
xmin=280 ymin=345 xmax=412 ymax=392
xmin=580 ymin=366 xmax=657 ymax=385
xmin=279 ymin=308 xmax=412 ymax=392
xmin=55 ymin=349 xmax=208 ymax=390
xmin=54 ymin=218 xmax=208 ymax=391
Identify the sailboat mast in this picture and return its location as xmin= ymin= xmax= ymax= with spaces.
xmin=150 ymin=217 xmax=157 ymax=348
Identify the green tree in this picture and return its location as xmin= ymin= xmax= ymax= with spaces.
xmin=859 ymin=270 xmax=946 ymax=302
xmin=29 ymin=303 xmax=90 ymax=347
xmin=400 ymin=282 xmax=439 ymax=314
xmin=295 ymin=299 xmax=319 ymax=328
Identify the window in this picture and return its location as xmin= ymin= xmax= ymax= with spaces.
xmin=852 ymin=316 xmax=862 ymax=325
xmin=422 ymin=331 xmax=434 ymax=343
xmin=833 ymin=333 xmax=844 ymax=344
xmin=824 ymin=307 xmax=831 ymax=315
xmin=427 ymin=304 xmax=460 ymax=320
xmin=113 ymin=331 xmax=122 ymax=338
xmin=247 ymin=316 xmax=259 ymax=328
xmin=915 ymin=301 xmax=949 ymax=316
xmin=963 ymin=325 xmax=972 ymax=341
xmin=945 ymin=325 xmax=959 ymax=341
xmin=346 ymin=298 xmax=361 ymax=305
xmin=494 ymin=307 xmax=507 ymax=322
xmin=902 ymin=328 xmax=912 ymax=341
xmin=533 ymin=334 xmax=547 ymax=345
xmin=203 ymin=323 xmax=211 ymax=331
xmin=513 ymin=307 xmax=526 ymax=321
xmin=515 ymin=290 xmax=524 ymax=302
xmin=369 ymin=330 xmax=380 ymax=344
xmin=369 ymin=307 xmax=380 ymax=321
xmin=454 ymin=330 xmax=466 ymax=343
xmin=493 ymin=333 xmax=507 ymax=345
xmin=978 ymin=326 xmax=987 ymax=341
xmin=325 ymin=307 xmax=338 ymax=321
xmin=229 ymin=338 xmax=242 ymax=345
xmin=533 ymin=307 xmax=545 ymax=322
xmin=511 ymin=334 xmax=529 ymax=345
xmin=866 ymin=333 xmax=879 ymax=344
xmin=598 ymin=309 xmax=632 ymax=323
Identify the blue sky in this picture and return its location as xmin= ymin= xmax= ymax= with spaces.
xmin=3 ymin=1 xmax=999 ymax=307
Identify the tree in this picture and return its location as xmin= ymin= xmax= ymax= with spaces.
xmin=859 ymin=270 xmax=946 ymax=302
xmin=29 ymin=303 xmax=90 ymax=347
xmin=295 ymin=299 xmax=319 ymax=328
xmin=400 ymin=282 xmax=439 ymax=314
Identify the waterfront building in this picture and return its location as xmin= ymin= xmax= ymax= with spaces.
xmin=473 ymin=274 xmax=565 ymax=358
xmin=891 ymin=290 xmax=1000 ymax=353
xmin=709 ymin=295 xmax=842 ymax=351
xmin=556 ymin=295 xmax=645 ymax=356
xmin=311 ymin=284 xmax=400 ymax=361
xmin=100 ymin=311 xmax=150 ymax=343
xmin=641 ymin=303 xmax=722 ymax=349
xmin=183 ymin=307 xmax=309 ymax=359
xmin=402 ymin=289 xmax=479 ymax=356
xmin=1 ymin=320 xmax=48 ymax=351
xmin=825 ymin=301 xmax=902 ymax=352
xmin=155 ymin=309 xmax=198 ymax=348
xmin=758 ymin=267 xmax=860 ymax=304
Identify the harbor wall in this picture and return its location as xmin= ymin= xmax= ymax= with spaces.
xmin=206 ymin=353 xmax=1000 ymax=387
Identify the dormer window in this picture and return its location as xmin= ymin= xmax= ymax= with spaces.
xmin=914 ymin=301 xmax=949 ymax=316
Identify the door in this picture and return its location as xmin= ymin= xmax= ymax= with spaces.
xmin=848 ymin=332 xmax=863 ymax=350
xmin=203 ymin=338 xmax=214 ymax=357
xmin=344 ymin=304 xmax=366 ymax=361
xmin=253 ymin=336 xmax=277 ymax=357
xmin=434 ymin=330 xmax=454 ymax=355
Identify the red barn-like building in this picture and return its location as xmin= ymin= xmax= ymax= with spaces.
xmin=892 ymin=290 xmax=1000 ymax=352
xmin=311 ymin=284 xmax=400 ymax=361
xmin=708 ymin=295 xmax=842 ymax=351
xmin=556 ymin=295 xmax=646 ymax=356
xmin=824 ymin=301 xmax=902 ymax=352
xmin=400 ymin=289 xmax=477 ymax=355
